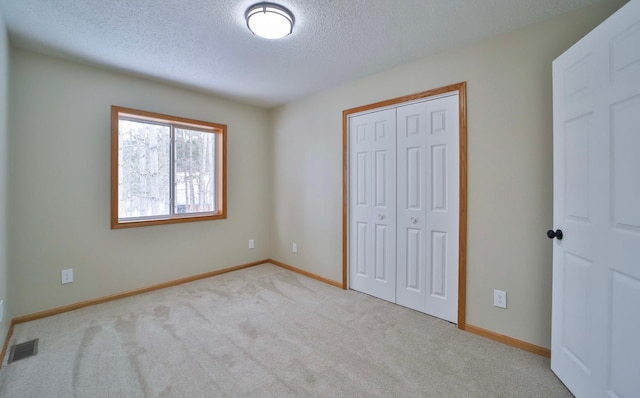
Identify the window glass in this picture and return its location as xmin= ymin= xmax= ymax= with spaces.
xmin=174 ymin=127 xmax=217 ymax=214
xmin=118 ymin=119 xmax=171 ymax=219
xmin=112 ymin=106 xmax=226 ymax=228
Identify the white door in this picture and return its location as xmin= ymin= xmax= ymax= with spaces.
xmin=397 ymin=95 xmax=459 ymax=323
xmin=348 ymin=93 xmax=459 ymax=324
xmin=349 ymin=108 xmax=397 ymax=302
xmin=551 ymin=1 xmax=640 ymax=397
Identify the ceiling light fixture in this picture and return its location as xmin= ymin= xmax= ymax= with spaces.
xmin=245 ymin=3 xmax=294 ymax=40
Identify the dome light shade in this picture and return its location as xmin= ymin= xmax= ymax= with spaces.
xmin=245 ymin=3 xmax=294 ymax=39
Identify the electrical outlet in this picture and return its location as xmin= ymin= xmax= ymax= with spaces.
xmin=0 ymin=300 xmax=3 ymax=323
xmin=494 ymin=289 xmax=507 ymax=309
xmin=61 ymin=269 xmax=74 ymax=284
xmin=292 ymin=242 xmax=298 ymax=253
xmin=249 ymin=239 xmax=255 ymax=249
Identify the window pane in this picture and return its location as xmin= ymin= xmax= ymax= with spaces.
xmin=174 ymin=128 xmax=216 ymax=214
xmin=118 ymin=119 xmax=171 ymax=218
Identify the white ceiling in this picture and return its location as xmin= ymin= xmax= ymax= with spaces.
xmin=0 ymin=0 xmax=606 ymax=108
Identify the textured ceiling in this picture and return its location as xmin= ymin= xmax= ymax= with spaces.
xmin=0 ymin=0 xmax=607 ymax=108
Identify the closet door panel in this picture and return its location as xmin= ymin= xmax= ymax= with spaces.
xmin=349 ymin=109 xmax=396 ymax=302
xmin=396 ymin=103 xmax=428 ymax=311
xmin=424 ymin=95 xmax=459 ymax=323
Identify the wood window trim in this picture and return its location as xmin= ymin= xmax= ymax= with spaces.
xmin=111 ymin=105 xmax=227 ymax=229
xmin=341 ymin=82 xmax=468 ymax=329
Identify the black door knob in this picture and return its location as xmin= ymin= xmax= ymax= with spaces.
xmin=547 ymin=229 xmax=563 ymax=240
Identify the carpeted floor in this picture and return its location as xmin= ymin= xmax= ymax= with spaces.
xmin=0 ymin=263 xmax=572 ymax=397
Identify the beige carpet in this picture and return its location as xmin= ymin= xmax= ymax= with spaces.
xmin=0 ymin=263 xmax=572 ymax=397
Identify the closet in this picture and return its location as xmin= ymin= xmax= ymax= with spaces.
xmin=347 ymin=92 xmax=460 ymax=323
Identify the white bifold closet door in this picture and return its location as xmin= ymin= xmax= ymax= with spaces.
xmin=348 ymin=108 xmax=397 ymax=303
xmin=396 ymin=95 xmax=459 ymax=323
xmin=349 ymin=94 xmax=459 ymax=323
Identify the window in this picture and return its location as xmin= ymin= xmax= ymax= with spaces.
xmin=111 ymin=106 xmax=226 ymax=228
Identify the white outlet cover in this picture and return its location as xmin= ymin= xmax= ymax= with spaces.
xmin=249 ymin=239 xmax=255 ymax=249
xmin=494 ymin=289 xmax=507 ymax=309
xmin=61 ymin=269 xmax=74 ymax=284
xmin=292 ymin=242 xmax=298 ymax=253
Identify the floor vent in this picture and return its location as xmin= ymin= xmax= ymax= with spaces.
xmin=8 ymin=339 xmax=39 ymax=364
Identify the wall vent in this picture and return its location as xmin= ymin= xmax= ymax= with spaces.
xmin=8 ymin=339 xmax=39 ymax=364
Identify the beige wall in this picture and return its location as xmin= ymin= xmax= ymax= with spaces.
xmin=0 ymin=8 xmax=10 ymax=340
xmin=269 ymin=1 xmax=626 ymax=348
xmin=8 ymin=50 xmax=272 ymax=316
